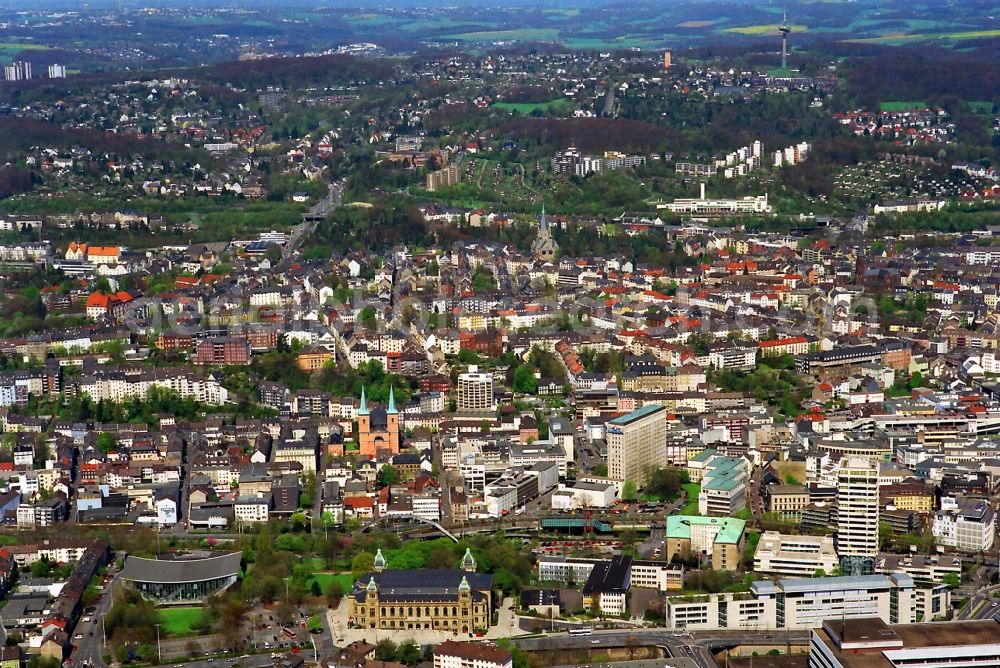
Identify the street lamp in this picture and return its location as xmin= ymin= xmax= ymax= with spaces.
xmin=155 ymin=623 xmax=162 ymax=665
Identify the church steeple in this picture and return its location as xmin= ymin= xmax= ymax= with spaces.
xmin=387 ymin=386 xmax=397 ymax=414
xmin=359 ymin=386 xmax=369 ymax=415
xmin=540 ymin=203 xmax=548 ymax=232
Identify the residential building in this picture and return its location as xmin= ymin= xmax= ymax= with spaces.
xmin=932 ymin=500 xmax=996 ymax=553
xmin=433 ymin=641 xmax=512 ymax=668
xmin=836 ymin=456 xmax=880 ymax=567
xmin=426 ymin=165 xmax=460 ymax=192
xmin=192 ymin=337 xmax=250 ymax=365
xmin=458 ymin=366 xmax=494 ymax=412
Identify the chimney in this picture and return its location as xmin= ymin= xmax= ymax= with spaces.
xmin=700 ymin=182 xmax=706 ymax=200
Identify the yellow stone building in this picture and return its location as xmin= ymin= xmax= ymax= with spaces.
xmin=349 ymin=548 xmax=494 ymax=634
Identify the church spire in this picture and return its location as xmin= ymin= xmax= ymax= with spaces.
xmin=359 ymin=386 xmax=369 ymax=415
xmin=387 ymin=385 xmax=397 ymax=414
xmin=540 ymin=203 xmax=548 ymax=232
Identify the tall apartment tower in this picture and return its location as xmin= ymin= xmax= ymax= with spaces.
xmin=835 ymin=456 xmax=880 ymax=571
xmin=48 ymin=64 xmax=67 ymax=79
xmin=663 ymin=50 xmax=671 ymax=69
xmin=457 ymin=365 xmax=494 ymax=412
xmin=4 ymin=61 xmax=31 ymax=81
xmin=607 ymin=404 xmax=667 ymax=487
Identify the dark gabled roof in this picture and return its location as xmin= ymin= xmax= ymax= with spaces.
xmin=352 ymin=569 xmax=492 ymax=603
xmin=121 ymin=552 xmax=241 ymax=584
xmin=582 ymin=555 xmax=632 ymax=594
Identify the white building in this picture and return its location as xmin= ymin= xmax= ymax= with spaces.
xmin=458 ymin=366 xmax=494 ymax=412
xmin=550 ymin=481 xmax=616 ymax=510
xmin=753 ymin=532 xmax=840 ymax=577
xmin=433 ymin=640 xmax=512 ymax=668
xmin=932 ymin=500 xmax=996 ymax=553
xmin=234 ymin=494 xmax=271 ymax=524
xmin=836 ymin=455 xmax=880 ymax=559
xmin=666 ymin=574 xmax=917 ymax=631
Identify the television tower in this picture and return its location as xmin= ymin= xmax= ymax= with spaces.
xmin=779 ymin=12 xmax=791 ymax=70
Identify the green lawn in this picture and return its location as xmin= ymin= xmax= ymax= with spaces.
xmin=159 ymin=607 xmax=204 ymax=636
xmin=680 ymin=483 xmax=700 ymax=516
xmin=880 ymin=101 xmax=926 ymax=111
xmin=307 ymin=572 xmax=355 ymax=595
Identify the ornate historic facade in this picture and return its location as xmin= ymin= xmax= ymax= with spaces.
xmin=349 ymin=548 xmax=493 ymax=634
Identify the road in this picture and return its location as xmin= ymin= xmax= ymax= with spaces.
xmin=283 ymin=181 xmax=343 ymax=261
xmin=513 ymin=628 xmax=811 ymax=668
xmin=957 ymin=583 xmax=1000 ymax=620
xmin=75 ymin=564 xmax=122 ymax=668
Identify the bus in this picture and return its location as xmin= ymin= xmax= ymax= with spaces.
xmin=568 ymin=627 xmax=593 ymax=636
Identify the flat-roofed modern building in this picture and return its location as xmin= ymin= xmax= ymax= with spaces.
xmin=666 ymin=573 xmax=917 ymax=631
xmin=121 ymin=552 xmax=242 ymax=602
xmin=665 ymin=515 xmax=745 ymax=571
xmin=754 ymin=531 xmax=839 ymax=577
xmin=607 ymin=404 xmax=666 ymax=486
xmin=808 ymin=617 xmax=1000 ymax=668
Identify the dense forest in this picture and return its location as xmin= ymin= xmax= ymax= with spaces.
xmin=184 ymin=54 xmax=396 ymax=90
xmin=841 ymin=48 xmax=1000 ymax=109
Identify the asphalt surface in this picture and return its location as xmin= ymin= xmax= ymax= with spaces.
xmin=513 ymin=629 xmax=812 ymax=668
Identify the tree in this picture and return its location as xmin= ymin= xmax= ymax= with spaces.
xmin=621 ymin=480 xmax=638 ymax=502
xmin=374 ymin=639 xmax=398 ymax=661
xmin=513 ymin=364 xmax=538 ymax=394
xmin=878 ymin=522 xmax=895 ymax=550
xmin=96 ymin=432 xmax=116 ymax=453
xmin=395 ymin=640 xmax=421 ymax=666
xmin=941 ymin=573 xmax=961 ymax=589
xmin=351 ymin=551 xmax=375 ymax=578
xmin=645 ymin=468 xmax=688 ymax=501
xmin=377 ymin=464 xmax=398 ymax=487
xmin=325 ymin=580 xmax=344 ymax=608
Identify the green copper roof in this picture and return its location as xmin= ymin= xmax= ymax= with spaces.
xmin=359 ymin=386 xmax=369 ymax=415
xmin=665 ymin=515 xmax=746 ymax=544
xmin=387 ymin=385 xmax=397 ymax=414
